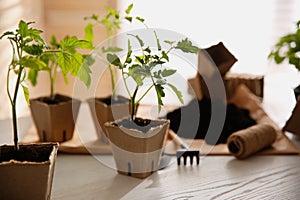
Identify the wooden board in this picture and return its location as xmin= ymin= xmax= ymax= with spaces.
xmin=22 ymin=85 xmax=299 ymax=156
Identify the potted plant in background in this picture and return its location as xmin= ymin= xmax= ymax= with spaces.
xmin=103 ymin=25 xmax=200 ymax=178
xmin=268 ymin=20 xmax=300 ymax=135
xmin=29 ymin=35 xmax=93 ymax=142
xmin=84 ymin=4 xmax=144 ymax=143
xmin=0 ymin=20 xmax=58 ymax=200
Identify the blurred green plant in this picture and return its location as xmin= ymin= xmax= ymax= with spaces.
xmin=84 ymin=3 xmax=145 ymax=99
xmin=0 ymin=20 xmax=92 ymax=150
xmin=269 ymin=20 xmax=300 ymax=71
xmin=28 ymin=35 xmax=93 ymax=100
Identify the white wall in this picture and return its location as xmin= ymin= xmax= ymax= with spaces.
xmin=116 ymin=0 xmax=300 ymax=106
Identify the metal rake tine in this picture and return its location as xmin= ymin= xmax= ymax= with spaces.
xmin=169 ymin=129 xmax=200 ymax=166
xmin=176 ymin=149 xmax=200 ymax=166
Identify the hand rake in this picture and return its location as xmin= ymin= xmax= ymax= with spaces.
xmin=168 ymin=130 xmax=200 ymax=166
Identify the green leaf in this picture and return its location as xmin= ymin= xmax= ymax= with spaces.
xmin=77 ymin=57 xmax=92 ymax=88
xmin=161 ymin=51 xmax=169 ymax=61
xmin=155 ymin=84 xmax=165 ymax=112
xmin=161 ymin=68 xmax=176 ymax=77
xmin=136 ymin=16 xmax=145 ymax=23
xmin=101 ymin=46 xmax=123 ymax=53
xmin=134 ymin=67 xmax=150 ymax=76
xmin=27 ymin=28 xmax=44 ymax=44
xmin=164 ymin=40 xmax=175 ymax=45
xmin=69 ymin=52 xmax=84 ymax=75
xmin=28 ymin=69 xmax=38 ymax=86
xmin=18 ymin=20 xmax=29 ymax=37
xmin=23 ymin=44 xmax=44 ymax=55
xmin=50 ymin=35 xmax=59 ymax=47
xmin=175 ymin=38 xmax=200 ymax=53
xmin=127 ymin=39 xmax=132 ymax=53
xmin=144 ymin=47 xmax=151 ymax=54
xmin=107 ymin=53 xmax=122 ymax=68
xmin=40 ymin=53 xmax=55 ymax=65
xmin=60 ymin=36 xmax=90 ymax=50
xmin=151 ymin=60 xmax=165 ymax=65
xmin=21 ymin=84 xmax=30 ymax=104
xmin=128 ymin=65 xmax=143 ymax=86
xmin=125 ymin=3 xmax=133 ymax=14
xmin=156 ymin=79 xmax=166 ymax=85
xmin=56 ymin=52 xmax=72 ymax=75
xmin=135 ymin=56 xmax=144 ymax=64
xmin=124 ymin=40 xmax=132 ymax=65
xmin=56 ymin=52 xmax=83 ymax=76
xmin=20 ymin=56 xmax=47 ymax=70
xmin=289 ymin=56 xmax=300 ymax=66
xmin=154 ymin=31 xmax=161 ymax=51
xmin=128 ymin=33 xmax=144 ymax=47
xmin=167 ymin=83 xmax=184 ymax=104
xmin=84 ymin=23 xmax=94 ymax=44
xmin=125 ymin=16 xmax=132 ymax=22
xmin=84 ymin=14 xmax=98 ymax=21
xmin=0 ymin=31 xmax=14 ymax=39
xmin=274 ymin=52 xmax=285 ymax=64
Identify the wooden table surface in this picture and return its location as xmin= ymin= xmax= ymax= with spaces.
xmin=52 ymin=153 xmax=300 ymax=200
xmin=49 ymin=73 xmax=300 ymax=200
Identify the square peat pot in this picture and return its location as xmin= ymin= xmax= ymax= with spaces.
xmin=104 ymin=118 xmax=169 ymax=179
xmin=30 ymin=94 xmax=81 ymax=142
xmin=87 ymin=96 xmax=131 ymax=144
xmin=0 ymin=143 xmax=58 ymax=200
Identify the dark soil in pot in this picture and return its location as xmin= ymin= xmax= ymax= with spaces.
xmin=0 ymin=144 xmax=55 ymax=163
xmin=36 ymin=94 xmax=72 ymax=105
xmin=96 ymin=95 xmax=130 ymax=106
xmin=166 ymin=97 xmax=256 ymax=144
xmin=113 ymin=117 xmax=165 ymax=133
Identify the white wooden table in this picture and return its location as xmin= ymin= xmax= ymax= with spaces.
xmin=51 ymin=152 xmax=300 ymax=200
xmin=49 ymin=72 xmax=300 ymax=200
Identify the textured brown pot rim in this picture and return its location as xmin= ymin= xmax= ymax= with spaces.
xmin=105 ymin=117 xmax=170 ymax=137
xmin=0 ymin=142 xmax=59 ymax=165
xmin=30 ymin=94 xmax=81 ymax=107
xmin=87 ymin=96 xmax=130 ymax=108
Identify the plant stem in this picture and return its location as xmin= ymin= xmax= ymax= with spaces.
xmin=108 ymin=64 xmax=116 ymax=99
xmin=12 ymin=103 xmax=19 ymax=151
xmin=131 ymin=86 xmax=139 ymax=121
xmin=50 ymin=63 xmax=57 ymax=100
xmin=50 ymin=77 xmax=54 ymax=100
xmin=122 ymin=69 xmax=131 ymax=98
xmin=11 ymin=67 xmax=24 ymax=151
xmin=136 ymin=85 xmax=154 ymax=104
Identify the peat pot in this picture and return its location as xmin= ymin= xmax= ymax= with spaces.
xmin=88 ymin=96 xmax=131 ymax=143
xmin=0 ymin=143 xmax=58 ymax=200
xmin=104 ymin=117 xmax=169 ymax=179
xmin=30 ymin=94 xmax=81 ymax=142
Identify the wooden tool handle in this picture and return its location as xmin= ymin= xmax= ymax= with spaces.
xmin=168 ymin=129 xmax=190 ymax=150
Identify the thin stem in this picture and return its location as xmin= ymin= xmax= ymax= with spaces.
xmin=136 ymin=84 xmax=154 ymax=104
xmin=50 ymin=75 xmax=55 ymax=100
xmin=9 ymin=37 xmax=22 ymax=151
xmin=7 ymin=68 xmax=13 ymax=105
xmin=11 ymin=66 xmax=24 ymax=151
xmin=12 ymin=103 xmax=18 ymax=151
xmin=108 ymin=64 xmax=116 ymax=99
xmin=121 ymin=69 xmax=131 ymax=98
xmin=6 ymin=40 xmax=16 ymax=105
xmin=131 ymin=86 xmax=139 ymax=121
xmin=50 ymin=62 xmax=57 ymax=100
xmin=165 ymin=46 xmax=174 ymax=55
